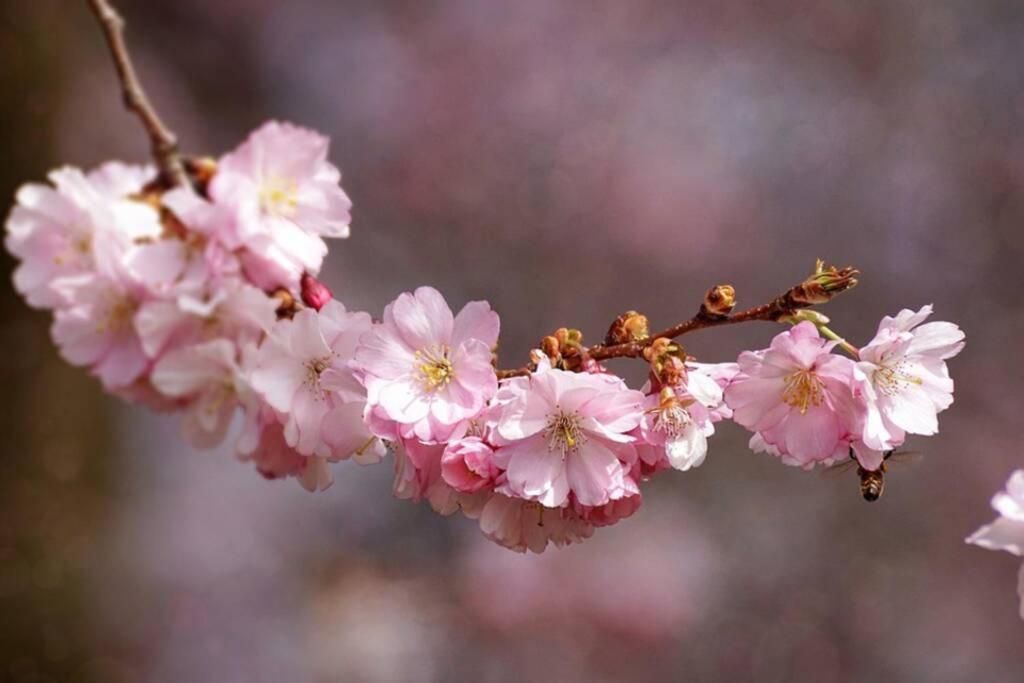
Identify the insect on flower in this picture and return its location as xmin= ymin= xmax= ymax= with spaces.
xmin=827 ymin=449 xmax=921 ymax=502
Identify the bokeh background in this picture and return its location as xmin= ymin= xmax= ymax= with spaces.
xmin=2 ymin=1 xmax=1023 ymax=681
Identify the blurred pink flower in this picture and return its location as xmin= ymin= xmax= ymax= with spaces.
xmin=209 ymin=121 xmax=352 ymax=288
xmin=5 ymin=164 xmax=159 ymax=308
xmin=477 ymin=493 xmax=594 ymax=554
xmin=355 ymin=286 xmax=499 ymax=443
xmin=50 ymin=266 xmax=150 ymax=391
xmin=492 ymin=366 xmax=644 ymax=507
xmin=857 ymin=305 xmax=965 ymax=451
xmin=967 ymin=470 xmax=1024 ymax=620
xmin=150 ymin=339 xmax=249 ymax=448
xmin=237 ymin=412 xmax=334 ymax=492
xmin=725 ymin=321 xmax=862 ymax=469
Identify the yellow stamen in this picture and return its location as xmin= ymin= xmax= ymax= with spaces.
xmin=544 ymin=411 xmax=585 ymax=457
xmin=414 ymin=345 xmax=455 ymax=392
xmin=782 ymin=369 xmax=825 ymax=414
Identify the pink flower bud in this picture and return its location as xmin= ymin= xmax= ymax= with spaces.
xmin=441 ymin=437 xmax=498 ymax=493
xmin=300 ymin=272 xmax=332 ymax=310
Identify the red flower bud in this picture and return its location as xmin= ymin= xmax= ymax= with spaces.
xmin=300 ymin=273 xmax=332 ymax=311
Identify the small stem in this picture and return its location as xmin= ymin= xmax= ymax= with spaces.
xmin=816 ymin=325 xmax=861 ymax=360
xmin=496 ymin=263 xmax=859 ymax=376
xmin=86 ymin=0 xmax=188 ymax=187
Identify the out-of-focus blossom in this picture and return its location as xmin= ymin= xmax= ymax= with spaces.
xmin=355 ymin=286 xmax=499 ymax=443
xmin=967 ymin=470 xmax=1024 ymax=620
xmin=492 ymin=366 xmax=644 ymax=507
xmin=209 ymin=121 xmax=352 ymax=289
xmin=237 ymin=413 xmax=334 ymax=492
xmin=50 ymin=262 xmax=150 ymax=391
xmin=4 ymin=164 xmax=159 ymax=308
xmin=477 ymin=493 xmax=595 ymax=554
xmin=725 ymin=321 xmax=863 ymax=468
xmin=150 ymin=339 xmax=248 ymax=448
xmin=857 ymin=305 xmax=964 ymax=452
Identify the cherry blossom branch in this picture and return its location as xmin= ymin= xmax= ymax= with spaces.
xmin=496 ymin=261 xmax=859 ymax=379
xmin=86 ymin=0 xmax=188 ymax=187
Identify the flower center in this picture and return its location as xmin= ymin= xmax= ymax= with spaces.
xmin=654 ymin=403 xmax=692 ymax=439
xmin=96 ymin=294 xmax=137 ymax=335
xmin=304 ymin=356 xmax=332 ymax=399
xmin=55 ymin=233 xmax=93 ymax=267
xmin=872 ymin=360 xmax=923 ymax=397
xmin=414 ymin=344 xmax=454 ymax=392
xmin=259 ymin=179 xmax=299 ymax=216
xmin=782 ymin=369 xmax=825 ymax=414
xmin=544 ymin=410 xmax=585 ymax=457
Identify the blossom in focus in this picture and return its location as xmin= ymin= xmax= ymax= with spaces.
xmin=355 ymin=286 xmax=499 ymax=443
xmin=637 ymin=362 xmax=730 ymax=473
xmin=209 ymin=121 xmax=352 ymax=289
xmin=725 ymin=321 xmax=863 ymax=468
xmin=857 ymin=305 xmax=964 ymax=452
xmin=966 ymin=470 xmax=1024 ymax=620
xmin=441 ymin=437 xmax=499 ymax=493
xmin=492 ymin=366 xmax=644 ymax=507
xmin=251 ymin=300 xmax=379 ymax=460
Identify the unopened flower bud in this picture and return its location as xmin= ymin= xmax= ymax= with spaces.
xmin=300 ymin=272 xmax=333 ymax=311
xmin=700 ymin=285 xmax=736 ymax=318
xmin=530 ymin=348 xmax=553 ymax=368
xmin=272 ymin=287 xmax=300 ymax=319
xmin=605 ymin=311 xmax=650 ymax=345
xmin=540 ymin=335 xmax=562 ymax=363
xmin=185 ymin=156 xmax=218 ymax=193
xmin=790 ymin=260 xmax=859 ymax=305
xmin=644 ymin=337 xmax=688 ymax=387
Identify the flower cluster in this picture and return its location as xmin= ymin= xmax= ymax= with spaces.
xmin=5 ymin=120 xmax=965 ymax=553
xmin=5 ymin=121 xmax=378 ymax=492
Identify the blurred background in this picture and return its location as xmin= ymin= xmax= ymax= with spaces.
xmin=2 ymin=0 xmax=1023 ymax=680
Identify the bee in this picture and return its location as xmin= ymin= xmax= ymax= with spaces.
xmin=829 ymin=449 xmax=918 ymax=502
xmin=858 ymin=457 xmax=887 ymax=502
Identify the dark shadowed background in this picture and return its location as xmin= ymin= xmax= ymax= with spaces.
xmin=2 ymin=1 xmax=1023 ymax=681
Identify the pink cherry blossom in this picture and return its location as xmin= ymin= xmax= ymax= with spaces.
xmin=967 ymin=470 xmax=1024 ymax=620
xmin=725 ymin=321 xmax=864 ymax=469
xmin=209 ymin=121 xmax=352 ymax=289
xmin=355 ymin=286 xmax=499 ymax=443
xmin=251 ymin=300 xmax=380 ymax=460
xmin=491 ymin=366 xmax=644 ymax=507
xmin=134 ymin=278 xmax=275 ymax=359
xmin=637 ymin=363 xmax=729 ymax=473
xmin=477 ymin=493 xmax=595 ymax=554
xmin=572 ymin=489 xmax=642 ymax=527
xmin=50 ymin=267 xmax=150 ymax=391
xmin=237 ymin=412 xmax=335 ymax=492
xmin=392 ymin=438 xmax=488 ymax=515
xmin=441 ymin=437 xmax=499 ymax=493
xmin=5 ymin=165 xmax=160 ymax=308
xmin=150 ymin=339 xmax=249 ymax=448
xmin=857 ymin=305 xmax=964 ymax=451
